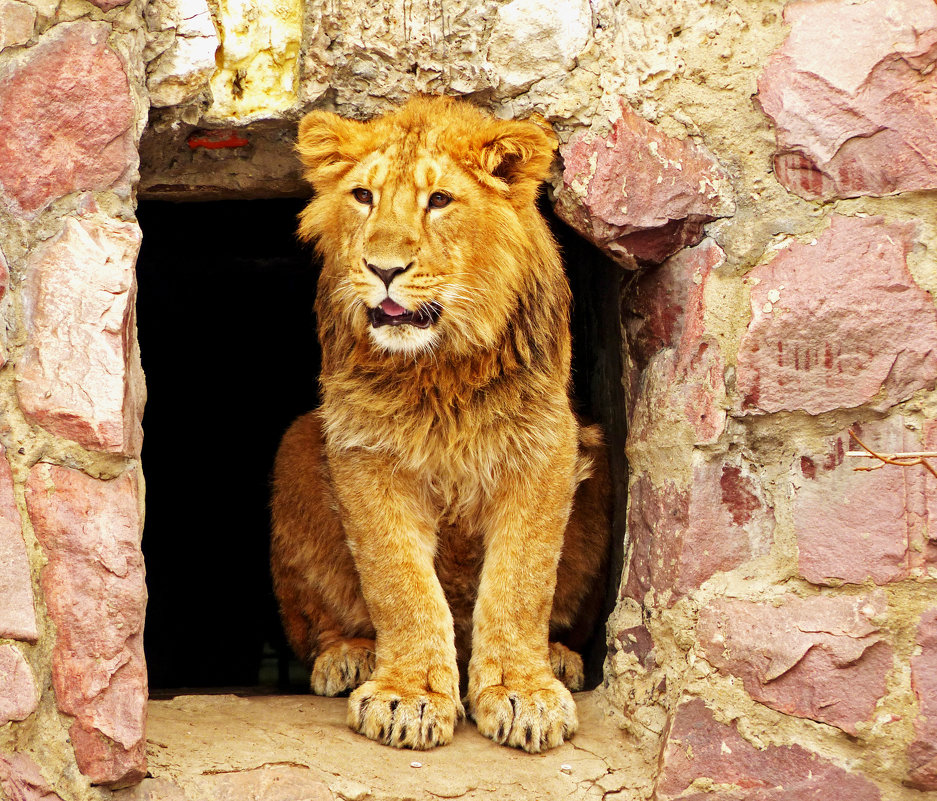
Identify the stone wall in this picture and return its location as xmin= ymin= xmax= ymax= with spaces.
xmin=1 ymin=0 xmax=936 ymax=799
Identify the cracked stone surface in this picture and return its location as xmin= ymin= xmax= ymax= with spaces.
xmin=114 ymin=693 xmax=652 ymax=801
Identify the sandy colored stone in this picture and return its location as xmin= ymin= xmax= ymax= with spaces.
xmin=0 ymin=22 xmax=135 ymax=216
xmin=736 ymin=215 xmax=937 ymax=415
xmin=16 ymin=216 xmax=144 ymax=455
xmin=26 ymin=464 xmax=147 ymax=787
xmin=758 ymin=0 xmax=937 ymax=200
xmin=657 ymin=698 xmax=882 ymax=800
xmin=113 ymin=692 xmax=651 ymax=801
xmin=555 ymin=102 xmax=733 ymax=266
xmin=0 ymin=644 xmax=38 ymax=725
xmin=0 ymin=446 xmax=37 ymax=642
xmin=698 ymin=595 xmax=891 ymax=734
xmin=145 ymin=0 xmax=219 ymax=108
xmin=486 ymin=0 xmax=592 ymax=93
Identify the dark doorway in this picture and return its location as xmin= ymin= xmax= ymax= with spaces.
xmin=136 ymin=198 xmax=319 ymax=691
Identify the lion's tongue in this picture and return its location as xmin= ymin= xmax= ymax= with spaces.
xmin=380 ymin=298 xmax=407 ymax=317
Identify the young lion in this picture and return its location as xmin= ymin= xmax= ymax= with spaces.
xmin=271 ymin=96 xmax=610 ymax=753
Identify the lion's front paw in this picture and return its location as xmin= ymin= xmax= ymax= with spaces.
xmin=549 ymin=642 xmax=584 ymax=692
xmin=311 ymin=638 xmax=376 ymax=696
xmin=470 ymin=678 xmax=578 ymax=753
xmin=348 ymin=680 xmax=464 ymax=750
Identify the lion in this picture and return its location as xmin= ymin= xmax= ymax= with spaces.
xmin=270 ymin=96 xmax=611 ymax=753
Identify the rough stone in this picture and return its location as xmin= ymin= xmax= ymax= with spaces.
xmin=25 ymin=464 xmax=147 ymax=787
xmin=0 ymin=22 xmax=136 ymax=216
xmin=0 ymin=752 xmax=65 ymax=801
xmin=794 ymin=418 xmax=935 ymax=585
xmin=908 ymin=607 xmax=937 ymax=790
xmin=624 ymin=456 xmax=773 ymax=604
xmin=657 ymin=698 xmax=882 ymax=801
xmin=16 ymin=216 xmax=145 ymax=456
xmin=758 ymin=0 xmax=937 ymax=200
xmin=0 ymin=644 xmax=38 ymax=725
xmin=697 ymin=595 xmax=891 ymax=734
xmin=736 ymin=215 xmax=937 ymax=415
xmin=144 ymin=0 xmax=219 ymax=108
xmin=88 ymin=0 xmax=132 ymax=8
xmin=626 ymin=239 xmax=728 ymax=445
xmin=0 ymin=0 xmax=34 ymax=49
xmin=0 ymin=446 xmax=37 ymax=642
xmin=555 ymin=101 xmax=733 ymax=266
xmin=485 ymin=0 xmax=592 ymax=94
xmin=0 ymin=244 xmax=6 ymax=369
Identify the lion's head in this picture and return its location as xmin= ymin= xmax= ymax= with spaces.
xmin=296 ymin=96 xmax=563 ymax=361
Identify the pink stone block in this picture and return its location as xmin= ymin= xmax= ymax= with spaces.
xmin=0 ymin=644 xmax=38 ymax=724
xmin=0 ymin=22 xmax=135 ymax=216
xmin=16 ymin=216 xmax=145 ymax=455
xmin=627 ymin=239 xmax=728 ymax=443
xmin=624 ymin=458 xmax=773 ymax=603
xmin=26 ymin=464 xmax=146 ymax=787
xmin=0 ymin=753 xmax=65 ymax=801
xmin=908 ymin=607 xmax=937 ymax=790
xmin=555 ymin=102 xmax=732 ymax=266
xmin=736 ymin=216 xmax=937 ymax=415
xmin=698 ymin=595 xmax=891 ymax=734
xmin=757 ymin=0 xmax=937 ymax=200
xmin=0 ymin=0 xmax=35 ymax=49
xmin=0 ymin=446 xmax=37 ymax=642
xmin=657 ymin=698 xmax=882 ymax=801
xmin=794 ymin=418 xmax=935 ymax=585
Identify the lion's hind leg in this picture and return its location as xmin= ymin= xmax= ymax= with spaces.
xmin=549 ymin=642 xmax=584 ymax=692
xmin=311 ymin=635 xmax=376 ymax=696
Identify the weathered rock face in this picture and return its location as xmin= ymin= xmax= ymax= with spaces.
xmin=0 ymin=0 xmax=34 ymax=50
xmin=26 ymin=464 xmax=147 ymax=787
xmin=625 ymin=459 xmax=773 ymax=605
xmin=16 ymin=217 xmax=145 ymax=456
xmin=0 ymin=753 xmax=65 ymax=801
xmin=0 ymin=644 xmax=38 ymax=726
xmin=555 ymin=103 xmax=734 ymax=266
xmin=909 ymin=607 xmax=937 ymax=790
xmin=656 ymin=699 xmax=882 ymax=801
xmin=0 ymin=22 xmax=136 ymax=216
xmin=0 ymin=447 xmax=37 ymax=642
xmin=736 ymin=215 xmax=937 ymax=416
xmin=794 ymin=418 xmax=937 ymax=585
xmin=758 ymin=0 xmax=937 ymax=200
xmin=144 ymin=0 xmax=219 ymax=108
xmin=698 ymin=595 xmax=891 ymax=735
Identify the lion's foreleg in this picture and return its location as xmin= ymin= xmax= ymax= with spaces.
xmin=467 ymin=457 xmax=580 ymax=754
xmin=328 ymin=450 xmax=463 ymax=749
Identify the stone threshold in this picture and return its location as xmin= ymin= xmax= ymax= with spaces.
xmin=114 ymin=691 xmax=648 ymax=801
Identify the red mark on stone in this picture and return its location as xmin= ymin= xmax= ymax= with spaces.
xmin=187 ymin=131 xmax=250 ymax=150
xmin=778 ymin=341 xmax=784 ymax=367
xmin=825 ymin=342 xmax=833 ymax=369
xmin=720 ymin=465 xmax=761 ymax=526
xmin=801 ymin=456 xmax=817 ymax=480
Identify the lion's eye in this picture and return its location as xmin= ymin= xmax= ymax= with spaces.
xmin=428 ymin=192 xmax=452 ymax=210
xmin=352 ymin=188 xmax=373 ymax=205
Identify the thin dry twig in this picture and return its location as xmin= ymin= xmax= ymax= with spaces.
xmin=846 ymin=428 xmax=937 ymax=479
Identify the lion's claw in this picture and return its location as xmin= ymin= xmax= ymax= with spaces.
xmin=348 ymin=680 xmax=462 ymax=750
xmin=470 ymin=679 xmax=578 ymax=753
xmin=311 ymin=640 xmax=375 ymax=696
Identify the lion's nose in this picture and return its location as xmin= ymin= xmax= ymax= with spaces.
xmin=364 ymin=260 xmax=413 ymax=289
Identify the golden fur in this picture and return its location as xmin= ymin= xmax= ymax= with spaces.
xmin=271 ymin=96 xmax=610 ymax=753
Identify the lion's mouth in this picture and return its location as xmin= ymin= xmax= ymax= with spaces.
xmin=368 ymin=298 xmax=441 ymax=329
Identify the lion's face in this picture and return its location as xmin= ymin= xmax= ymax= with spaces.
xmin=296 ymin=97 xmax=558 ymax=357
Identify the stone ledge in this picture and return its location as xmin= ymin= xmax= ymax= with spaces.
xmin=115 ymin=691 xmax=646 ymax=801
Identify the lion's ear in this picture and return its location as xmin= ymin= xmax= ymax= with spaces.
xmin=296 ymin=110 xmax=367 ymax=182
xmin=473 ymin=117 xmax=558 ymax=204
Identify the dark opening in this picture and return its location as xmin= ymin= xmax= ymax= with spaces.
xmin=136 ymin=198 xmax=626 ymax=694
